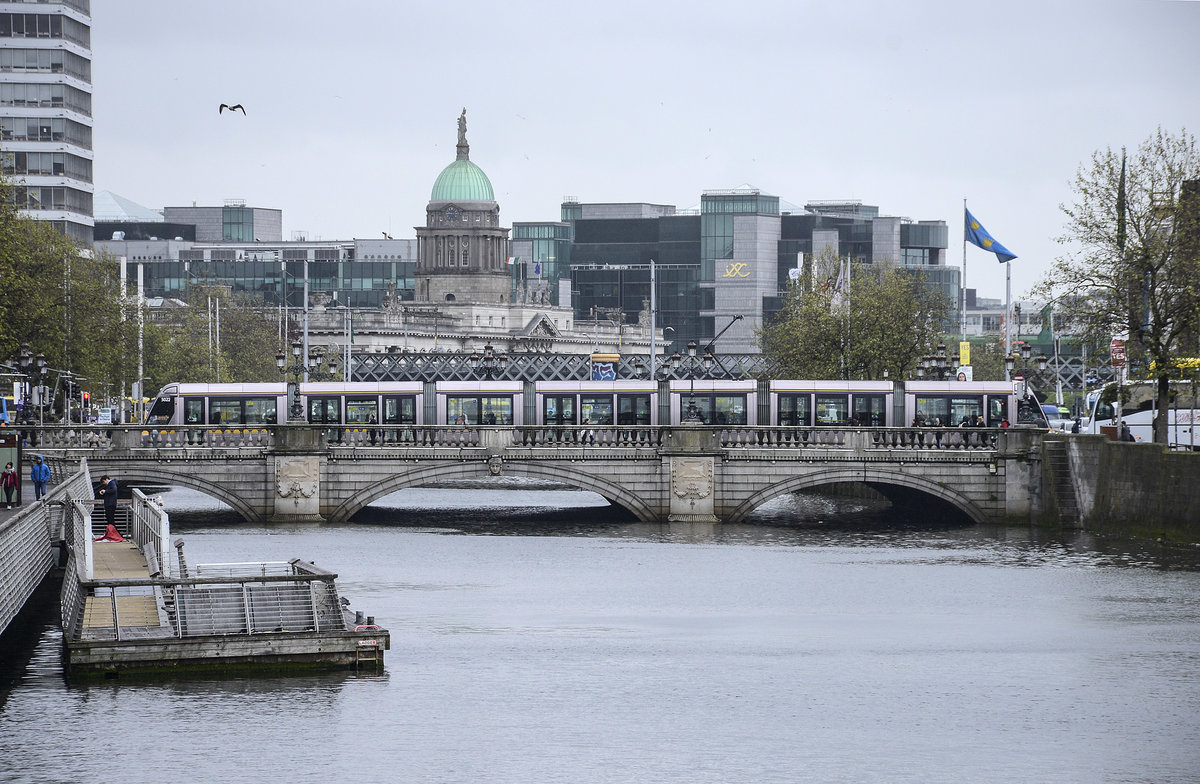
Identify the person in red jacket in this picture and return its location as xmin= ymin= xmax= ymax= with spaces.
xmin=2 ymin=462 xmax=18 ymax=508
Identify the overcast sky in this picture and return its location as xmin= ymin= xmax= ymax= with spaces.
xmin=92 ymin=0 xmax=1200 ymax=302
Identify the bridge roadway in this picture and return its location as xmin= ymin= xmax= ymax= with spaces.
xmin=24 ymin=424 xmax=1045 ymax=525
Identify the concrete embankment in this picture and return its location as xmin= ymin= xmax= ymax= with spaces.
xmin=1049 ymin=434 xmax=1200 ymax=544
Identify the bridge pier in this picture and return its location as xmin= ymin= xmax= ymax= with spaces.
xmin=662 ymin=425 xmax=722 ymax=524
xmin=273 ymin=428 xmax=327 ymax=523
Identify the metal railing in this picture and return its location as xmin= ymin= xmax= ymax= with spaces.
xmin=63 ymin=557 xmax=345 ymax=643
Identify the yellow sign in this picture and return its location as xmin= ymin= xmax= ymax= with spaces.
xmin=721 ymin=262 xmax=751 ymax=278
xmin=959 ymin=341 xmax=970 ymax=366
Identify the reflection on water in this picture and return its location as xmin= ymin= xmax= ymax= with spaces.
xmin=4 ymin=483 xmax=1195 ymax=783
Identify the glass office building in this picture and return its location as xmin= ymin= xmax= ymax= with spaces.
xmin=562 ymin=192 xmax=953 ymax=355
xmin=0 ymin=0 xmax=93 ymax=242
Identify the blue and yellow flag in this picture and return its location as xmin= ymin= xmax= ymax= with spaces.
xmin=964 ymin=207 xmax=1017 ymax=263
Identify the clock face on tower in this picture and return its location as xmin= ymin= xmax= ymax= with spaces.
xmin=445 ymin=206 xmax=459 ymax=222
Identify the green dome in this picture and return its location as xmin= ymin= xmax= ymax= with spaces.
xmin=430 ymin=158 xmax=494 ymax=202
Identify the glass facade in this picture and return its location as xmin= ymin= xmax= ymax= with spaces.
xmin=0 ymin=2 xmax=93 ymax=243
xmin=223 ymin=206 xmax=253 ymax=242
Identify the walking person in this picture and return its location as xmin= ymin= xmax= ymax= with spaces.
xmin=98 ymin=474 xmax=118 ymax=529
xmin=31 ymin=455 xmax=50 ymax=501
xmin=2 ymin=462 xmax=17 ymax=508
xmin=368 ymin=413 xmax=378 ymax=446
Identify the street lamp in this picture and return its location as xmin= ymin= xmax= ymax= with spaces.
xmin=916 ymin=343 xmax=959 ymax=380
xmin=677 ymin=340 xmax=715 ymax=423
xmin=1004 ymin=342 xmax=1050 ymax=425
xmin=468 ymin=343 xmax=508 ymax=380
xmin=276 ymin=339 xmax=306 ymax=421
xmin=18 ymin=345 xmax=47 ymax=426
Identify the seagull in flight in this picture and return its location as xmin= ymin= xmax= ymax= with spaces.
xmin=382 ymin=232 xmax=393 ymax=239
xmin=219 ymin=104 xmax=246 ymax=115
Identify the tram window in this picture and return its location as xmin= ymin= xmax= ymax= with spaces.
xmin=183 ymin=398 xmax=203 ymax=425
xmin=617 ymin=394 xmax=651 ymax=425
xmin=481 ymin=396 xmax=512 ymax=425
xmin=947 ymin=396 xmax=983 ymax=426
xmin=543 ymin=395 xmax=575 ymax=425
xmin=308 ymin=396 xmax=340 ymax=424
xmin=210 ymin=398 xmax=242 ymax=425
xmin=714 ymin=395 xmax=747 ymax=425
xmin=815 ymin=394 xmax=849 ymax=425
xmin=449 ymin=395 xmax=513 ymax=425
xmin=580 ymin=395 xmax=614 ymax=425
xmin=243 ymin=397 xmax=277 ymax=425
xmin=986 ymin=395 xmax=1007 ymax=426
xmin=852 ymin=394 xmax=886 ymax=426
xmin=146 ymin=398 xmax=174 ymax=426
xmin=777 ymin=394 xmax=811 ymax=426
xmin=383 ymin=395 xmax=416 ymax=425
xmin=680 ymin=394 xmax=747 ymax=425
xmin=915 ymin=395 xmax=983 ymax=426
xmin=346 ymin=397 xmax=378 ymax=425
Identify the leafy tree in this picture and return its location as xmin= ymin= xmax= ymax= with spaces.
xmin=1033 ymin=127 xmax=1200 ymax=443
xmin=760 ymin=252 xmax=951 ymax=379
xmin=141 ymin=286 xmax=283 ymax=393
xmin=1 ymin=176 xmax=134 ymax=417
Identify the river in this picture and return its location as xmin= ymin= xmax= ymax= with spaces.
xmin=2 ymin=486 xmax=1199 ymax=783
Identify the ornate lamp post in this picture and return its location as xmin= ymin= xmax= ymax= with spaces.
xmin=276 ymin=339 xmax=307 ymax=421
xmin=678 ymin=340 xmax=715 ymax=423
xmin=468 ymin=343 xmax=508 ymax=380
xmin=18 ymin=345 xmax=47 ymax=426
xmin=1004 ymin=342 xmax=1050 ymax=425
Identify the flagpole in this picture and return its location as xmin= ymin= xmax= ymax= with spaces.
xmin=1004 ymin=259 xmax=1012 ymax=382
xmin=961 ymin=198 xmax=968 ymax=337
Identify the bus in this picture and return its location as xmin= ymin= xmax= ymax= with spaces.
xmin=1080 ymin=381 xmax=1200 ymax=449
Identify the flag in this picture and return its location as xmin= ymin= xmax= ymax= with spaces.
xmin=505 ymin=256 xmax=518 ymax=265
xmin=533 ymin=261 xmax=542 ymax=276
xmin=787 ymin=268 xmax=800 ymax=281
xmin=964 ymin=208 xmax=1017 ymax=262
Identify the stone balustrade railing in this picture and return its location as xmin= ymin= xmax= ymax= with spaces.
xmin=12 ymin=423 xmax=1019 ymax=455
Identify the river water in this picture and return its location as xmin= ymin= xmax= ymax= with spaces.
xmin=2 ymin=486 xmax=1200 ymax=784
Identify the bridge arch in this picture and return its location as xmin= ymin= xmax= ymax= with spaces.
xmin=88 ymin=463 xmax=266 ymax=523
xmin=725 ymin=467 xmax=989 ymax=525
xmin=329 ymin=460 xmax=656 ymax=523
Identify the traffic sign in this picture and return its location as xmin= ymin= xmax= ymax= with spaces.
xmin=1111 ymin=339 xmax=1126 ymax=367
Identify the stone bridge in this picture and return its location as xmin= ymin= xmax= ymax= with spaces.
xmin=22 ymin=424 xmax=1047 ymax=525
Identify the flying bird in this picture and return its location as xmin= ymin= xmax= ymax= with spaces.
xmin=219 ymin=104 xmax=246 ymax=115
xmin=382 ymin=232 xmax=393 ymax=240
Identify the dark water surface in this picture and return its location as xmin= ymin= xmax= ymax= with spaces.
xmin=2 ymin=487 xmax=1199 ymax=783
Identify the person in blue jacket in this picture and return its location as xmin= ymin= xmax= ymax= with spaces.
xmin=31 ymin=456 xmax=51 ymax=501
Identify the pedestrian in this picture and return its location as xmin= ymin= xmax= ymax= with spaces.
xmin=98 ymin=474 xmax=118 ymax=529
xmin=1071 ymin=418 xmax=1081 ymax=434
xmin=2 ymin=462 xmax=17 ymax=508
xmin=1120 ymin=423 xmax=1135 ymax=442
xmin=582 ymin=417 xmax=595 ymax=444
xmin=31 ymin=455 xmax=50 ymax=501
xmin=368 ymin=413 xmax=378 ymax=445
xmin=1000 ymin=418 xmax=1010 ymax=428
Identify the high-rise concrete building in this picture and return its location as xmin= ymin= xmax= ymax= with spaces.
xmin=0 ymin=0 xmax=93 ymax=242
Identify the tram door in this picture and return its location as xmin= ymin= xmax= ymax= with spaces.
xmin=383 ymin=395 xmax=416 ymax=442
xmin=308 ymin=395 xmax=342 ymax=441
xmin=543 ymin=395 xmax=575 ymax=438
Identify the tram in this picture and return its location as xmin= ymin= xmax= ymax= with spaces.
xmin=143 ymin=378 xmax=1042 ymax=429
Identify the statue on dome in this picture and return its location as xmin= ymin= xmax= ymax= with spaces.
xmin=457 ymin=108 xmax=467 ymax=146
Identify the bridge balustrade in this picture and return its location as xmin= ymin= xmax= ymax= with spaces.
xmin=717 ymin=427 xmax=1001 ymax=450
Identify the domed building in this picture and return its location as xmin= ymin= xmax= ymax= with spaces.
xmin=415 ymin=109 xmax=512 ymax=304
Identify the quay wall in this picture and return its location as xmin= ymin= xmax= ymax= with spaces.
xmin=1062 ymin=434 xmax=1200 ymax=543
